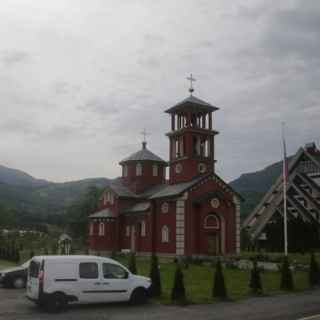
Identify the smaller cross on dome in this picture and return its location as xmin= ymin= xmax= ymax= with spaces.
xmin=140 ymin=128 xmax=149 ymax=149
xmin=187 ymin=74 xmax=196 ymax=95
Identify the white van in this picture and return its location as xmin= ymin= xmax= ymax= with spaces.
xmin=26 ymin=255 xmax=151 ymax=312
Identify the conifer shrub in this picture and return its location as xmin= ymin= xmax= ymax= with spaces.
xmin=212 ymin=260 xmax=227 ymax=299
xmin=111 ymin=249 xmax=117 ymax=260
xmin=128 ymin=252 xmax=137 ymax=274
xmin=149 ymin=254 xmax=162 ymax=297
xmin=15 ymin=250 xmax=20 ymax=264
xmin=249 ymin=259 xmax=263 ymax=294
xmin=171 ymin=263 xmax=187 ymax=304
xmin=280 ymin=256 xmax=294 ymax=291
xmin=29 ymin=249 xmax=35 ymax=259
xmin=309 ymin=252 xmax=319 ymax=287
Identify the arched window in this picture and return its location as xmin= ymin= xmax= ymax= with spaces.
xmin=126 ymin=225 xmax=130 ymax=237
xmin=152 ymin=164 xmax=158 ymax=177
xmin=141 ymin=221 xmax=146 ymax=237
xmin=136 ymin=163 xmax=142 ymax=176
xmin=98 ymin=222 xmax=105 ymax=236
xmin=204 ymin=214 xmax=220 ymax=229
xmin=123 ymin=165 xmax=128 ymax=177
xmin=89 ymin=223 xmax=94 ymax=235
xmin=161 ymin=225 xmax=169 ymax=243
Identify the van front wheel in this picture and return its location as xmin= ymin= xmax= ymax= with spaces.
xmin=130 ymin=288 xmax=147 ymax=305
xmin=45 ymin=292 xmax=67 ymax=313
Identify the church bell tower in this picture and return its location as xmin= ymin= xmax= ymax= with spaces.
xmin=165 ymin=75 xmax=219 ymax=184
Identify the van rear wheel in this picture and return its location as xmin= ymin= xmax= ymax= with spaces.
xmin=130 ymin=288 xmax=147 ymax=305
xmin=45 ymin=292 xmax=67 ymax=313
xmin=13 ymin=277 xmax=26 ymax=289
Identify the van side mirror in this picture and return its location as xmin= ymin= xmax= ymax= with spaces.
xmin=124 ymin=271 xmax=129 ymax=279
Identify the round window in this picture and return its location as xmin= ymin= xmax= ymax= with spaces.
xmin=210 ymin=198 xmax=220 ymax=209
xmin=198 ymin=163 xmax=207 ymax=173
xmin=161 ymin=202 xmax=169 ymax=213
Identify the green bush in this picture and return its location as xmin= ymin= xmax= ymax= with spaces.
xmin=128 ymin=252 xmax=137 ymax=274
xmin=309 ymin=252 xmax=319 ymax=287
xmin=249 ymin=259 xmax=262 ymax=294
xmin=171 ymin=263 xmax=186 ymax=304
xmin=149 ymin=254 xmax=162 ymax=297
xmin=280 ymin=256 xmax=294 ymax=291
xmin=212 ymin=260 xmax=227 ymax=299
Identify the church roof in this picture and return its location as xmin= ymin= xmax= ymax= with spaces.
xmin=149 ymin=173 xmax=242 ymax=200
xmin=121 ymin=202 xmax=150 ymax=214
xmin=165 ymin=95 xmax=219 ymax=114
xmin=108 ymin=180 xmax=138 ymax=198
xmin=89 ymin=208 xmax=115 ymax=219
xmin=119 ymin=143 xmax=167 ymax=165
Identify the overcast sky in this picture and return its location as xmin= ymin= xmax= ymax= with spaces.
xmin=0 ymin=0 xmax=319 ymax=183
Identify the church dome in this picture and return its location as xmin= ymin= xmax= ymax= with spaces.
xmin=119 ymin=142 xmax=167 ymax=165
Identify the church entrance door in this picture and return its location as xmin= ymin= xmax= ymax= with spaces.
xmin=130 ymin=226 xmax=136 ymax=252
xmin=208 ymin=233 xmax=219 ymax=255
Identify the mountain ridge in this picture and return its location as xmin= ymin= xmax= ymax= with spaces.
xmin=0 ymin=158 xmax=286 ymax=225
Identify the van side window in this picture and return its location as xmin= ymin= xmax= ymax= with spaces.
xmin=79 ymin=262 xmax=98 ymax=279
xmin=29 ymin=261 xmax=40 ymax=278
xmin=103 ymin=263 xmax=128 ymax=279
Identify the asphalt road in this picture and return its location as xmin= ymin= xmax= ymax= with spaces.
xmin=0 ymin=287 xmax=320 ymax=320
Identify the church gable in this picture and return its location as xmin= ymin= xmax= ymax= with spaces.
xmin=242 ymin=143 xmax=320 ymax=245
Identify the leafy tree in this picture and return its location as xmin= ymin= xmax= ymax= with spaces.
xmin=66 ymin=186 xmax=102 ymax=241
xmin=171 ymin=263 xmax=186 ymax=303
xmin=280 ymin=256 xmax=294 ymax=291
xmin=128 ymin=252 xmax=137 ymax=274
xmin=149 ymin=254 xmax=162 ymax=297
xmin=213 ymin=260 xmax=227 ymax=299
xmin=309 ymin=252 xmax=319 ymax=287
xmin=249 ymin=259 xmax=262 ymax=294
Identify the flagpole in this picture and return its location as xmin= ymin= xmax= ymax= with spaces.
xmin=282 ymin=122 xmax=288 ymax=256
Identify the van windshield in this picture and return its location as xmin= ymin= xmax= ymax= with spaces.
xmin=29 ymin=261 xmax=40 ymax=278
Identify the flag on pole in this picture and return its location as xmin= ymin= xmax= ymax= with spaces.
xmin=282 ymin=122 xmax=288 ymax=256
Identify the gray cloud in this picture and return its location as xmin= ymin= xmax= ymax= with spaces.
xmin=1 ymin=50 xmax=31 ymax=66
xmin=0 ymin=0 xmax=319 ymax=182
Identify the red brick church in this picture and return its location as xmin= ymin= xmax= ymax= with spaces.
xmin=88 ymin=81 xmax=241 ymax=257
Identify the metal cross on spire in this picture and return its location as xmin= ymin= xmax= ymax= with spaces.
xmin=140 ymin=128 xmax=148 ymax=149
xmin=187 ymin=74 xmax=196 ymax=95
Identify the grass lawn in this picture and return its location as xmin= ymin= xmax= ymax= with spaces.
xmin=0 ymin=259 xmax=16 ymax=270
xmin=240 ymin=251 xmax=320 ymax=266
xmin=116 ymin=256 xmax=310 ymax=304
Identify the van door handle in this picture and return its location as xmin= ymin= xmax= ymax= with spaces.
xmin=102 ymin=282 xmax=110 ymax=285
xmin=94 ymin=282 xmax=101 ymax=285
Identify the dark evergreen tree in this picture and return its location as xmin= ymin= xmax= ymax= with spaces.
xmin=128 ymin=252 xmax=137 ymax=274
xmin=15 ymin=250 xmax=20 ymax=264
xmin=44 ymin=247 xmax=49 ymax=255
xmin=309 ymin=252 xmax=319 ymax=287
xmin=111 ymin=249 xmax=117 ymax=260
xmin=213 ymin=260 xmax=227 ymax=299
xmin=280 ymin=256 xmax=294 ymax=291
xmin=249 ymin=259 xmax=262 ymax=294
xmin=171 ymin=263 xmax=186 ymax=303
xmin=29 ymin=249 xmax=35 ymax=259
xmin=149 ymin=254 xmax=162 ymax=297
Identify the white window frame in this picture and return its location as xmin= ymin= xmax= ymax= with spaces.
xmin=204 ymin=214 xmax=220 ymax=229
xmin=89 ymin=223 xmax=94 ymax=235
xmin=141 ymin=221 xmax=146 ymax=237
xmin=98 ymin=222 xmax=105 ymax=236
xmin=136 ymin=162 xmax=142 ymax=176
xmin=123 ymin=165 xmax=128 ymax=177
xmin=152 ymin=164 xmax=158 ymax=177
xmin=161 ymin=225 xmax=169 ymax=243
xmin=126 ymin=225 xmax=130 ymax=237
